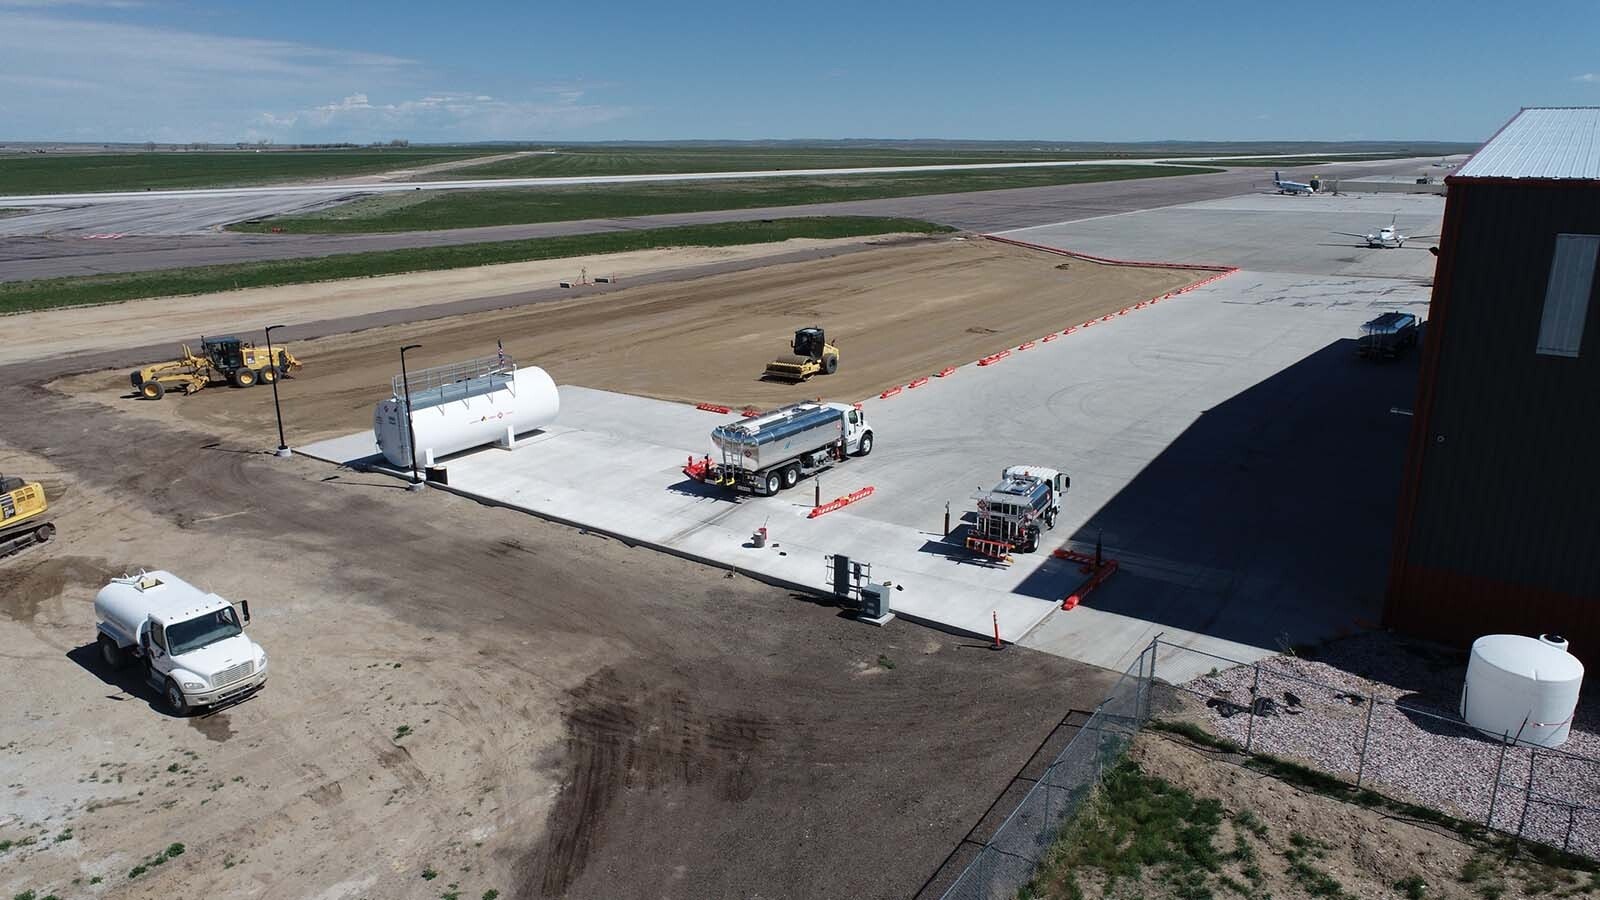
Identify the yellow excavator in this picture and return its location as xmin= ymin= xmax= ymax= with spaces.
xmin=763 ymin=326 xmax=839 ymax=382
xmin=0 ymin=474 xmax=53 ymax=560
xmin=130 ymin=336 xmax=303 ymax=400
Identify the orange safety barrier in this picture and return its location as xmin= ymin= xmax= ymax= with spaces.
xmin=879 ymin=385 xmax=903 ymax=399
xmin=978 ymin=349 xmax=1012 ymax=366
xmin=695 ymin=402 xmax=732 ymax=414
xmin=1063 ymin=326 xmax=1078 ymax=335
xmin=740 ymin=407 xmax=762 ymax=418
xmin=807 ymin=485 xmax=876 ymax=518
xmin=1018 ymin=341 xmax=1036 ymax=351
xmin=935 ymin=366 xmax=957 ymax=378
xmin=1041 ymin=333 xmax=1059 ymax=343
xmin=907 ymin=376 xmax=930 ymax=389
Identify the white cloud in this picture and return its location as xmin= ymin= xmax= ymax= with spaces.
xmin=0 ymin=0 xmax=146 ymax=7
xmin=1574 ymin=73 xmax=1598 ymax=83
xmin=265 ymin=89 xmax=628 ymax=141
xmin=0 ymin=13 xmax=626 ymax=141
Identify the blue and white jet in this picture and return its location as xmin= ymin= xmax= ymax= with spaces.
xmin=1272 ymin=171 xmax=1316 ymax=195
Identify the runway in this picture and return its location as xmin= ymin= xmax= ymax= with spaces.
xmin=0 ymin=158 xmax=1443 ymax=281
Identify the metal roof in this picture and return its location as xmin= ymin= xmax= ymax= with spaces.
xmin=1456 ymin=108 xmax=1600 ymax=180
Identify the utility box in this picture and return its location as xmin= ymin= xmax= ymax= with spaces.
xmin=858 ymin=583 xmax=894 ymax=626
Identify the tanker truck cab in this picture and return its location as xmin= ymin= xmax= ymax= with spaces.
xmin=94 ymin=571 xmax=268 ymax=716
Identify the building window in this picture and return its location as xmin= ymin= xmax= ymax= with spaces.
xmin=1536 ymin=234 xmax=1600 ymax=358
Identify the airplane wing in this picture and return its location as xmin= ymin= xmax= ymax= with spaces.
xmin=1407 ymin=234 xmax=1440 ymax=242
xmin=1332 ymin=232 xmax=1372 ymax=239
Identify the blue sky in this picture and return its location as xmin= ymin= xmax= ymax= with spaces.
xmin=1 ymin=0 xmax=1596 ymax=144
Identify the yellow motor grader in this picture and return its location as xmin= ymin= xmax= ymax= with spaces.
xmin=130 ymin=336 xmax=303 ymax=400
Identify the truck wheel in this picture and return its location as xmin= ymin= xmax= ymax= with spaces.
xmin=1022 ymin=527 xmax=1041 ymax=553
xmin=163 ymin=678 xmax=191 ymax=716
xmin=782 ymin=465 xmax=800 ymax=490
xmin=1044 ymin=509 xmax=1057 ymax=530
xmin=823 ymin=354 xmax=838 ymax=375
xmin=257 ymin=366 xmax=278 ymax=384
xmin=98 ymin=634 xmax=127 ymax=669
xmin=856 ymin=431 xmax=874 ymax=456
xmin=141 ymin=381 xmax=165 ymax=400
xmin=763 ymin=472 xmax=782 ymax=495
xmin=231 ymin=368 xmax=257 ymax=388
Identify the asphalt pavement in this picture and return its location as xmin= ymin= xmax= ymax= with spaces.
xmin=0 ymin=158 xmax=1443 ymax=281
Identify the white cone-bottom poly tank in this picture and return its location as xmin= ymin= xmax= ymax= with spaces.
xmin=374 ymin=365 xmax=559 ymax=470
xmin=1460 ymin=634 xmax=1584 ymax=748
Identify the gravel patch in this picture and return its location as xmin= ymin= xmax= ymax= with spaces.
xmin=1175 ymin=632 xmax=1599 ymax=859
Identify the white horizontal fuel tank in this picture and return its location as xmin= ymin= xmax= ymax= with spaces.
xmin=374 ymin=365 xmax=559 ymax=469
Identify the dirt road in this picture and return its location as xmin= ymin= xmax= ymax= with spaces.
xmin=56 ymin=239 xmax=1198 ymax=445
xmin=0 ymin=379 xmax=1114 ymax=899
xmin=0 ymin=234 xmax=924 ymax=367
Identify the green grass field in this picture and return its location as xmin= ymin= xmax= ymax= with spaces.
xmin=0 ymin=148 xmax=499 ymax=195
xmin=439 ymin=147 xmax=1142 ymax=178
xmin=233 ymin=164 xmax=1216 ymax=234
xmin=0 ymin=217 xmax=950 ymax=314
xmin=441 ymin=147 xmax=1431 ymax=179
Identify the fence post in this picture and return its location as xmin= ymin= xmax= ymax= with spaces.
xmin=1142 ymin=638 xmax=1160 ymax=725
xmin=1487 ymin=736 xmax=1509 ymax=828
xmin=1515 ymin=746 xmax=1538 ymax=842
xmin=1355 ymin=690 xmax=1377 ymax=789
xmin=1244 ymin=662 xmax=1262 ymax=753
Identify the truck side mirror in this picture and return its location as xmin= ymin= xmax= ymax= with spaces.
xmin=239 ymin=600 xmax=251 ymax=625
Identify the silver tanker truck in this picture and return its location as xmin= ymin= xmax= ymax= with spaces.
xmin=687 ymin=401 xmax=875 ymax=496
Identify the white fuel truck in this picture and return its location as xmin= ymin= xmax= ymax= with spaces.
xmin=94 ymin=571 xmax=268 ymax=716
xmin=687 ymin=401 xmax=874 ymax=495
xmin=967 ymin=465 xmax=1070 ymax=556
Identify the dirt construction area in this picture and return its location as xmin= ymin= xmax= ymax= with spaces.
xmin=52 ymin=238 xmax=1199 ymax=445
xmin=0 ymin=236 xmax=1171 ymax=900
xmin=0 ymin=429 xmax=1112 ymax=900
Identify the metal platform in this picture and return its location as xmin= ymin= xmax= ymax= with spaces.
xmin=395 ymin=355 xmax=515 ymax=412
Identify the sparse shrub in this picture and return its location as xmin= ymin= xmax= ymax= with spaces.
xmin=1394 ymin=875 xmax=1427 ymax=899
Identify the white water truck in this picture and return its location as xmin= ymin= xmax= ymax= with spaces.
xmin=94 ymin=570 xmax=268 ymax=716
xmin=686 ymin=401 xmax=874 ymax=496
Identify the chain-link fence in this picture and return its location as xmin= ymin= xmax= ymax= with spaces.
xmin=937 ymin=640 xmax=1157 ymax=900
xmin=1161 ymin=639 xmax=1599 ymax=860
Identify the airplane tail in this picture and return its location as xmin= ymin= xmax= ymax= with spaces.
xmin=1274 ymin=171 xmax=1281 ymax=182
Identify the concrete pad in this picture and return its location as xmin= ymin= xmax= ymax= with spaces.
xmin=299 ymin=264 xmax=1429 ymax=680
xmin=999 ymin=192 xmax=1445 ymax=280
xmin=299 ymin=431 xmax=380 ymax=467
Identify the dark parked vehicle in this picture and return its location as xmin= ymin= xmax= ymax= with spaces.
xmin=1358 ymin=312 xmax=1421 ymax=359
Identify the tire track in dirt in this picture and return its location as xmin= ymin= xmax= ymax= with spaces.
xmin=524 ymin=665 xmax=776 ymax=897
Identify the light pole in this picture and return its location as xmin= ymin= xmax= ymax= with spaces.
xmin=399 ymin=344 xmax=424 ymax=490
xmin=264 ymin=324 xmax=290 ymax=458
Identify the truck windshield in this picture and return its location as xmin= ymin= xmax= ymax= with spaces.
xmin=166 ymin=608 xmax=242 ymax=656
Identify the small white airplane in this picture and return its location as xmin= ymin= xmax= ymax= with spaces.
xmin=1334 ymin=215 xmax=1438 ymax=248
xmin=1273 ymin=171 xmax=1315 ymax=195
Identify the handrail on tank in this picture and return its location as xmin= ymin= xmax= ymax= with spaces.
xmin=392 ymin=354 xmax=517 ymax=411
